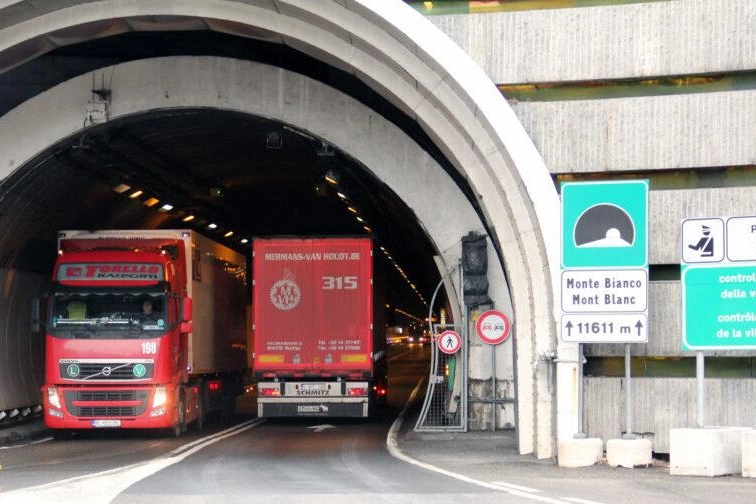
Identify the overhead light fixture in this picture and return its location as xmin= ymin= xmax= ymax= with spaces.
xmin=144 ymin=197 xmax=159 ymax=207
xmin=316 ymin=141 xmax=335 ymax=157
xmin=324 ymin=169 xmax=340 ymax=185
xmin=224 ymin=231 xmax=234 ymax=238
xmin=112 ymin=183 xmax=130 ymax=194
xmin=208 ymin=223 xmax=218 ymax=229
xmin=355 ymin=216 xmax=364 ymax=223
xmin=363 ymin=226 xmax=372 ymax=233
xmin=240 ymin=238 xmax=249 ymax=244
xmin=129 ymin=190 xmax=143 ymax=199
xmin=159 ymin=204 xmax=174 ymax=212
xmin=182 ymin=215 xmax=195 ymax=222
xmin=347 ymin=206 xmax=358 ymax=214
xmin=266 ymin=131 xmax=282 ymax=149
xmin=337 ymin=192 xmax=347 ymax=199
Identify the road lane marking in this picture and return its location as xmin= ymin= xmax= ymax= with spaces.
xmin=490 ymin=481 xmax=542 ymax=493
xmin=386 ymin=382 xmax=574 ymax=504
xmin=0 ymin=418 xmax=265 ymax=503
xmin=563 ymin=498 xmax=608 ymax=504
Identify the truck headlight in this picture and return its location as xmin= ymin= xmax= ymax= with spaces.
xmin=153 ymin=386 xmax=167 ymax=408
xmin=47 ymin=386 xmax=61 ymax=409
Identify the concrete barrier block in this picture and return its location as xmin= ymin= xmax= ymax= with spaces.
xmin=743 ymin=429 xmax=756 ymax=478
xmin=557 ymin=437 xmax=603 ymax=468
xmin=670 ymin=427 xmax=751 ymax=476
xmin=606 ymin=438 xmax=652 ymax=468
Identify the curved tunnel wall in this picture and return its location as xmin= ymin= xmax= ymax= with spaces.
xmin=0 ymin=0 xmax=561 ymax=457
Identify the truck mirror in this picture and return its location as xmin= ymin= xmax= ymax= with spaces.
xmin=181 ymin=297 xmax=193 ymax=322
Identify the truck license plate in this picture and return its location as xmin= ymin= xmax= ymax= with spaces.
xmin=300 ymin=383 xmax=327 ymax=391
xmin=92 ymin=419 xmax=121 ymax=428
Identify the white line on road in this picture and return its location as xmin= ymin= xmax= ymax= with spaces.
xmin=563 ymin=497 xmax=608 ymax=504
xmin=0 ymin=418 xmax=265 ymax=503
xmin=386 ymin=382 xmax=574 ymax=504
xmin=490 ymin=481 xmax=542 ymax=493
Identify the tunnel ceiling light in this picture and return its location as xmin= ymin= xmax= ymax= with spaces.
xmin=347 ymin=206 xmax=358 ymax=214
xmin=240 ymin=238 xmax=249 ymax=244
xmin=159 ymin=204 xmax=174 ymax=212
xmin=129 ymin=190 xmax=143 ymax=199
xmin=336 ymin=192 xmax=347 ymax=199
xmin=363 ymin=226 xmax=372 ymax=233
xmin=143 ymin=197 xmax=159 ymax=207
xmin=355 ymin=216 xmax=364 ymax=223
xmin=182 ymin=215 xmax=195 ymax=222
xmin=208 ymin=223 xmax=218 ymax=229
xmin=112 ymin=183 xmax=130 ymax=194
xmin=324 ymin=169 xmax=340 ymax=185
xmin=224 ymin=231 xmax=234 ymax=238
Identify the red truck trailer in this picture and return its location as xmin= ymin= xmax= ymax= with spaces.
xmin=39 ymin=229 xmax=249 ymax=436
xmin=253 ymin=237 xmax=387 ymax=418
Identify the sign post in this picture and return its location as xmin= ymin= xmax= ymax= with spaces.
xmin=561 ymin=180 xmax=649 ymax=438
xmin=474 ymin=309 xmax=511 ymax=431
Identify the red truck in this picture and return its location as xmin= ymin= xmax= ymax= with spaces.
xmin=39 ymin=229 xmax=249 ymax=436
xmin=253 ymin=237 xmax=387 ymax=417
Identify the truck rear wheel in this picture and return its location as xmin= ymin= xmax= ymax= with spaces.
xmin=170 ymin=392 xmax=186 ymax=438
xmin=195 ymin=382 xmax=206 ymax=431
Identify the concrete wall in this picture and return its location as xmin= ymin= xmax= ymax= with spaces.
xmin=428 ymin=0 xmax=756 ymax=83
xmin=585 ymin=377 xmax=756 ymax=453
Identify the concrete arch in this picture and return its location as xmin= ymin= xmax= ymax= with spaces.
xmin=0 ymin=0 xmax=563 ymax=458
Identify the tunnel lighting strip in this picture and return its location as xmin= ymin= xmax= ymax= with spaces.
xmin=322 ymin=177 xmax=428 ymax=308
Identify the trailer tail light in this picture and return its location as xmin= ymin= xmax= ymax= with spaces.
xmin=372 ymin=384 xmax=387 ymax=397
xmin=347 ymin=386 xmax=368 ymax=397
xmin=259 ymin=386 xmax=281 ymax=397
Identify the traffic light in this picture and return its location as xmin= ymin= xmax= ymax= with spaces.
xmin=461 ymin=232 xmax=491 ymax=306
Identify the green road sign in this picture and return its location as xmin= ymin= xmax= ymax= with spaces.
xmin=682 ymin=264 xmax=756 ymax=350
xmin=561 ymin=180 xmax=648 ymax=268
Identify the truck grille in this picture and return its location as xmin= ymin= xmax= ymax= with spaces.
xmin=63 ymin=389 xmax=149 ymax=418
xmin=59 ymin=361 xmax=154 ymax=381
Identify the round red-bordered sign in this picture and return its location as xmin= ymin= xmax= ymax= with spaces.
xmin=475 ymin=310 xmax=511 ymax=345
xmin=437 ymin=330 xmax=462 ymax=354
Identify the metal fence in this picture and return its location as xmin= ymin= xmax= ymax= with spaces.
xmin=414 ymin=324 xmax=467 ymax=432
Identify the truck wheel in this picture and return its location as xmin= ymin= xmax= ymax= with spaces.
xmin=195 ymin=383 xmax=206 ymax=431
xmin=171 ymin=392 xmax=186 ymax=438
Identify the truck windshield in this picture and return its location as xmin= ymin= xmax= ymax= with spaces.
xmin=49 ymin=289 xmax=168 ymax=338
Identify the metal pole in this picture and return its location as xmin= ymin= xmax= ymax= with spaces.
xmin=491 ymin=344 xmax=496 ymax=431
xmin=622 ymin=343 xmax=635 ymax=440
xmin=574 ymin=343 xmax=586 ymax=438
xmin=697 ymin=351 xmax=705 ymax=428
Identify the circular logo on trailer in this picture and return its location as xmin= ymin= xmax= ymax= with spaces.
xmin=132 ymin=364 xmax=147 ymax=378
xmin=270 ymin=278 xmax=301 ymax=311
xmin=475 ymin=309 xmax=511 ymax=345
xmin=437 ymin=330 xmax=462 ymax=354
xmin=66 ymin=364 xmax=80 ymax=378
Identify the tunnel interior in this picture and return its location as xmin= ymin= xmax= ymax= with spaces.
xmin=0 ymin=25 xmax=495 ymax=420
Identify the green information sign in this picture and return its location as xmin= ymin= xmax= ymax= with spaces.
xmin=682 ymin=264 xmax=756 ymax=349
xmin=561 ymin=181 xmax=648 ymax=268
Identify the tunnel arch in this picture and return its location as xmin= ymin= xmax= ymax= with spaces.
xmin=0 ymin=1 xmax=562 ymax=458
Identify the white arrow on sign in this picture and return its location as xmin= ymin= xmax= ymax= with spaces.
xmin=308 ymin=424 xmax=335 ymax=433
